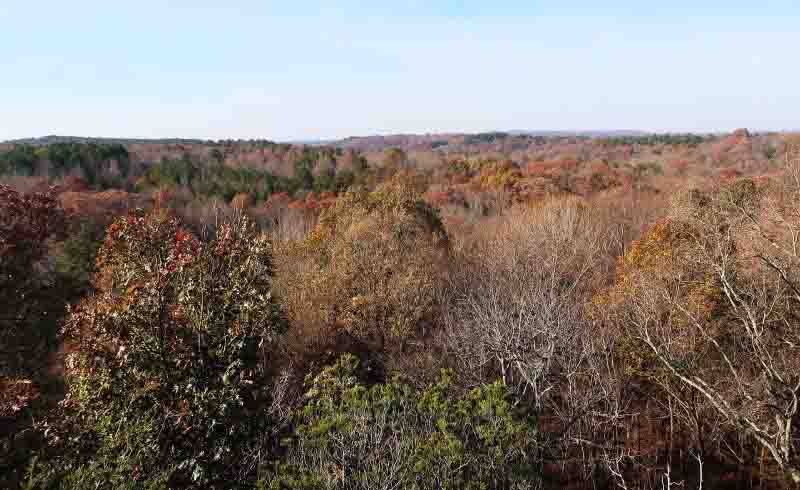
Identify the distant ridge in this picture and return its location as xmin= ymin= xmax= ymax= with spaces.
xmin=3 ymin=135 xmax=211 ymax=146
xmin=7 ymin=130 xmax=765 ymax=148
xmin=507 ymin=129 xmax=649 ymax=138
xmin=7 ymin=132 xmax=656 ymax=148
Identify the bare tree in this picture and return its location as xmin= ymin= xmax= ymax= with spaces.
xmin=446 ymin=199 xmax=600 ymax=398
xmin=610 ymin=179 xmax=800 ymax=485
xmin=443 ymin=198 xmax=642 ymax=483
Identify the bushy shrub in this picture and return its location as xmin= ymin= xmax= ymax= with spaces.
xmin=262 ymin=354 xmax=540 ymax=490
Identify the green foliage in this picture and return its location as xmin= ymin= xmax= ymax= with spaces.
xmin=263 ymin=355 xmax=540 ymax=490
xmin=0 ymin=142 xmax=373 ymax=202
xmin=0 ymin=143 xmax=130 ymax=187
xmin=144 ymin=154 xmax=198 ymax=187
xmin=0 ymin=145 xmax=39 ymax=176
xmin=54 ymin=217 xmax=107 ymax=293
xmin=600 ymin=133 xmax=709 ymax=147
xmin=632 ymin=161 xmax=663 ymax=178
xmin=464 ymin=132 xmax=511 ymax=145
xmin=48 ymin=142 xmax=130 ymax=185
xmin=140 ymin=146 xmax=367 ymax=203
xmin=33 ymin=210 xmax=288 ymax=488
xmin=331 ymin=170 xmax=355 ymax=192
xmin=291 ymin=148 xmax=363 ymax=195
xmin=290 ymin=156 xmax=315 ymax=194
xmin=139 ymin=156 xmax=288 ymax=203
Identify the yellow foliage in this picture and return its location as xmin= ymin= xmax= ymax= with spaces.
xmin=275 ymin=184 xmax=449 ymax=360
xmin=591 ymin=214 xmax=723 ymax=379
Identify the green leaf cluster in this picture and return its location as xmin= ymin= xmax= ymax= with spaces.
xmin=264 ymin=355 xmax=540 ymax=490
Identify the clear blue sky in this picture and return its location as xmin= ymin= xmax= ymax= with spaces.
xmin=1 ymin=1 xmax=798 ymax=141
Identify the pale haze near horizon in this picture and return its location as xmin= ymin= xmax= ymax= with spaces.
xmin=1 ymin=1 xmax=798 ymax=142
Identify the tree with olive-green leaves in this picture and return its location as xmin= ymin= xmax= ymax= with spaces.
xmin=31 ymin=209 xmax=287 ymax=489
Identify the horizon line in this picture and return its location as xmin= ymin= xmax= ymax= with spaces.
xmin=4 ymin=127 xmax=797 ymax=146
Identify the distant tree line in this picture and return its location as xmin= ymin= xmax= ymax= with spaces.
xmin=599 ymin=133 xmax=712 ymax=147
xmin=0 ymin=143 xmax=370 ymax=203
xmin=464 ymin=132 xmax=511 ymax=145
xmin=139 ymin=148 xmax=368 ymax=203
xmin=0 ymin=143 xmax=130 ymax=187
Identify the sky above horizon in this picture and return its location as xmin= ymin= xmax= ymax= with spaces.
xmin=1 ymin=1 xmax=798 ymax=141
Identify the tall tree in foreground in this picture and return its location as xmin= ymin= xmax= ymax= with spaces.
xmin=0 ymin=185 xmax=65 ymax=488
xmin=34 ymin=209 xmax=287 ymax=489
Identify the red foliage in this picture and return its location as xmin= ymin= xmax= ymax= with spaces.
xmin=668 ymin=158 xmax=691 ymax=174
xmin=287 ymin=199 xmax=307 ymax=210
xmin=0 ymin=185 xmax=65 ymax=264
xmin=0 ymin=185 xmax=66 ymax=388
xmin=318 ymin=191 xmax=338 ymax=208
xmin=718 ymin=168 xmax=742 ymax=182
xmin=525 ymin=162 xmax=550 ymax=175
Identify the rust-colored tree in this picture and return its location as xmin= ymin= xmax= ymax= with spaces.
xmin=600 ymin=179 xmax=800 ymax=485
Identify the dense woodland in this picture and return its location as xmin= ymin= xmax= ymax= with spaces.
xmin=1 ymin=130 xmax=799 ymax=489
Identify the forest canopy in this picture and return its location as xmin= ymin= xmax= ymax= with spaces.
xmin=1 ymin=131 xmax=799 ymax=489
